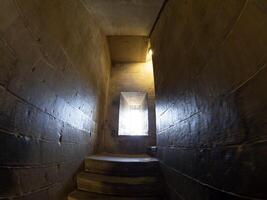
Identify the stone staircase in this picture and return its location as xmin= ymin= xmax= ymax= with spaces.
xmin=68 ymin=154 xmax=164 ymax=199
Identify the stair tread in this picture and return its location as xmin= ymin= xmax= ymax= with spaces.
xmin=86 ymin=154 xmax=158 ymax=163
xmin=71 ymin=154 xmax=163 ymax=197
xmin=84 ymin=154 xmax=160 ymax=176
xmin=77 ymin=172 xmax=160 ymax=185
xmin=68 ymin=190 xmax=162 ymax=200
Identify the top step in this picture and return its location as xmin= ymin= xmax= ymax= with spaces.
xmin=85 ymin=154 xmax=160 ymax=176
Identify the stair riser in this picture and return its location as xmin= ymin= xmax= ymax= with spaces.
xmin=68 ymin=155 xmax=164 ymax=199
xmin=85 ymin=159 xmax=160 ymax=176
xmin=77 ymin=179 xmax=163 ymax=197
xmin=68 ymin=190 xmax=163 ymax=200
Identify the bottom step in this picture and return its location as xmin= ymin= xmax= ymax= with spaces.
xmin=68 ymin=190 xmax=162 ymax=200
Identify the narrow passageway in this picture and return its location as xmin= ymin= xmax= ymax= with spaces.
xmin=0 ymin=0 xmax=267 ymax=200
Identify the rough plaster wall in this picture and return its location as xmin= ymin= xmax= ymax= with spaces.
xmin=151 ymin=0 xmax=267 ymax=199
xmin=101 ymin=63 xmax=156 ymax=154
xmin=0 ymin=0 xmax=110 ymax=199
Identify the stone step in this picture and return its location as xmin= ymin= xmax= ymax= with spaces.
xmin=68 ymin=190 xmax=162 ymax=200
xmin=85 ymin=154 xmax=160 ymax=176
xmin=77 ymin=172 xmax=163 ymax=197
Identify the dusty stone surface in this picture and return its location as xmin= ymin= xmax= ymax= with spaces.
xmin=108 ymin=36 xmax=149 ymax=63
xmin=101 ymin=62 xmax=156 ymax=154
xmin=84 ymin=154 xmax=160 ymax=177
xmin=69 ymin=154 xmax=163 ymax=199
xmin=0 ymin=0 xmax=110 ymax=199
xmin=82 ymin=0 xmax=164 ymax=36
xmin=151 ymin=0 xmax=267 ymax=199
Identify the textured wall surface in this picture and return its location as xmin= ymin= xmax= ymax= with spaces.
xmin=101 ymin=62 xmax=156 ymax=154
xmin=151 ymin=0 xmax=267 ymax=199
xmin=0 ymin=0 xmax=110 ymax=199
xmin=108 ymin=36 xmax=150 ymax=63
xmin=82 ymin=0 xmax=164 ymax=35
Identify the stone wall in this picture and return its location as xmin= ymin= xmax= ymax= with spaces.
xmin=0 ymin=0 xmax=110 ymax=199
xmin=151 ymin=0 xmax=267 ymax=199
xmin=101 ymin=62 xmax=156 ymax=154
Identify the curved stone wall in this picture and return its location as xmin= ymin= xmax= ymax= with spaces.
xmin=0 ymin=0 xmax=110 ymax=199
xmin=151 ymin=0 xmax=267 ymax=199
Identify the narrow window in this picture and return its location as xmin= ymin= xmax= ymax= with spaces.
xmin=118 ymin=92 xmax=148 ymax=136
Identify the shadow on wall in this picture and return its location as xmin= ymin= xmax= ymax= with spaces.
xmin=0 ymin=0 xmax=110 ymax=199
xmin=151 ymin=0 xmax=267 ymax=199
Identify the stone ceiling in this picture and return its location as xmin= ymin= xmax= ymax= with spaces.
xmin=82 ymin=0 xmax=165 ymax=36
